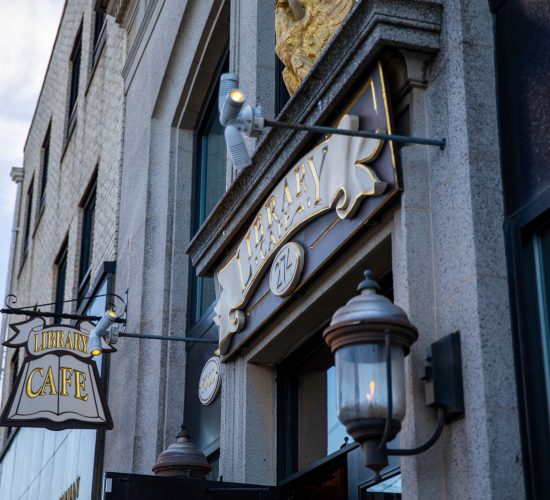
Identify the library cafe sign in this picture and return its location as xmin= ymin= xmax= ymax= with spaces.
xmin=0 ymin=317 xmax=114 ymax=430
xmin=215 ymin=62 xmax=399 ymax=355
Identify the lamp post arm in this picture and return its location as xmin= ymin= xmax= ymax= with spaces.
xmin=263 ymin=118 xmax=446 ymax=149
xmin=118 ymin=332 xmax=218 ymax=345
xmin=385 ymin=407 xmax=446 ymax=456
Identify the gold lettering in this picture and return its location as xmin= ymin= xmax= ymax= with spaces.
xmin=253 ymin=214 xmax=266 ymax=259
xmin=26 ymin=367 xmax=43 ymax=398
xmin=65 ymin=332 xmax=74 ymax=351
xmin=75 ymin=334 xmax=83 ymax=353
xmin=42 ymin=366 xmax=57 ymax=395
xmin=307 ymin=158 xmax=321 ymax=205
xmin=264 ymin=196 xmax=282 ymax=239
xmin=283 ymin=179 xmax=294 ymax=205
xmin=47 ymin=330 xmax=56 ymax=349
xmin=82 ymin=336 xmax=88 ymax=354
xmin=34 ymin=333 xmax=41 ymax=353
xmin=294 ymin=163 xmax=308 ymax=197
xmin=60 ymin=367 xmax=73 ymax=396
xmin=56 ymin=330 xmax=64 ymax=349
xmin=74 ymin=370 xmax=88 ymax=401
xmin=281 ymin=179 xmax=295 ymax=229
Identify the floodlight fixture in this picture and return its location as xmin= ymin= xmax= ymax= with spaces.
xmin=89 ymin=309 xmax=118 ymax=357
xmin=217 ymin=72 xmax=446 ymax=171
xmin=218 ymin=73 xmax=239 ymax=113
xmin=220 ymin=89 xmax=246 ymax=126
xmin=225 ymin=124 xmax=252 ymax=171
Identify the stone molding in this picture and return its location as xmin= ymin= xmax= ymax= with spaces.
xmin=187 ymin=0 xmax=443 ymax=276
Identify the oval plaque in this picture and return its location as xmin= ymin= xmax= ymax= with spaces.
xmin=269 ymin=242 xmax=305 ymax=297
xmin=198 ymin=356 xmax=221 ymax=406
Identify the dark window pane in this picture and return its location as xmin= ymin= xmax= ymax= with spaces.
xmin=191 ymin=54 xmax=228 ymax=324
xmin=79 ymin=186 xmax=96 ymax=303
xmin=196 ymin=100 xmax=227 ymax=229
xmin=68 ymin=30 xmax=81 ymax=132
xmin=40 ymin=125 xmax=50 ymax=206
xmin=195 ymin=276 xmax=216 ymax=322
xmin=23 ymin=180 xmax=33 ymax=253
xmin=93 ymin=11 xmax=105 ymax=48
xmin=93 ymin=11 xmax=106 ymax=66
xmin=54 ymin=245 xmax=68 ymax=323
xmin=534 ymin=225 xmax=550 ymax=416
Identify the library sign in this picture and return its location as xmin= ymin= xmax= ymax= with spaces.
xmin=0 ymin=317 xmax=114 ymax=430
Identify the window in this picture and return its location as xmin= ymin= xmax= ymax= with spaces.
xmin=533 ymin=224 xmax=550 ymax=417
xmin=92 ymin=10 xmax=106 ymax=67
xmin=191 ymin=54 xmax=229 ymax=324
xmin=40 ymin=124 xmax=51 ymax=208
xmin=278 ymin=333 xmax=352 ymax=481
xmin=23 ymin=178 xmax=34 ymax=256
xmin=278 ymin=271 xmax=398 ymax=498
xmin=54 ymin=243 xmax=68 ymax=324
xmin=78 ymin=183 xmax=96 ymax=305
xmin=67 ymin=28 xmax=82 ymax=135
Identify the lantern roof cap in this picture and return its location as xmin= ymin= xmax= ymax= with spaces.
xmin=324 ymin=270 xmax=418 ymax=353
xmin=152 ymin=427 xmax=211 ymax=478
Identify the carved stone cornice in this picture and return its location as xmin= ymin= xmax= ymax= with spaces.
xmin=10 ymin=167 xmax=23 ymax=184
xmin=100 ymin=0 xmax=132 ymax=24
xmin=187 ymin=0 xmax=443 ymax=276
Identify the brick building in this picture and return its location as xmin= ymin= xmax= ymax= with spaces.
xmin=0 ymin=1 xmax=124 ymax=498
xmin=1 ymin=1 xmax=550 ymax=499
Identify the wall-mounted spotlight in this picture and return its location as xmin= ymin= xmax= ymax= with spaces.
xmin=324 ymin=271 xmax=464 ymax=476
xmin=89 ymin=309 xmax=118 ymax=356
xmin=218 ymin=74 xmax=265 ymax=172
xmin=217 ymin=73 xmax=446 ymax=172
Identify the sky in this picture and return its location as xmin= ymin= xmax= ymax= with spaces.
xmin=0 ymin=1 xmax=65 ymax=308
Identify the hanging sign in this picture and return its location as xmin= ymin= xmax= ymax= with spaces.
xmin=0 ymin=317 xmax=115 ymax=430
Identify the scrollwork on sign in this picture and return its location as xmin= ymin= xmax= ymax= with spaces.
xmin=214 ymin=114 xmax=387 ymax=354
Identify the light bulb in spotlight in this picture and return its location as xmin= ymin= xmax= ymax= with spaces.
xmin=229 ymin=89 xmax=245 ymax=103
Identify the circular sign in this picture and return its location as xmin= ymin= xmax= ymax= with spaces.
xmin=198 ymin=356 xmax=221 ymax=405
xmin=269 ymin=242 xmax=305 ymax=297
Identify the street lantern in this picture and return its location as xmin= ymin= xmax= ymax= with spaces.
xmin=324 ymin=270 xmax=465 ymax=475
xmin=324 ymin=271 xmax=418 ymax=472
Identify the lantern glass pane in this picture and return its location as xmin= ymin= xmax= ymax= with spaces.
xmin=335 ymin=343 xmax=405 ymax=423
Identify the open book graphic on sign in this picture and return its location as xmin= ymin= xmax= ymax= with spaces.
xmin=0 ymin=317 xmax=114 ymax=431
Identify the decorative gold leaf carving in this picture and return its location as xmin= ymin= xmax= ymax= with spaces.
xmin=275 ymin=0 xmax=354 ymax=95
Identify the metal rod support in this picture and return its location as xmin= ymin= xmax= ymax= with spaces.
xmin=118 ymin=332 xmax=218 ymax=345
xmin=386 ymin=407 xmax=446 ymax=456
xmin=0 ymin=307 xmax=125 ymax=324
xmin=264 ymin=118 xmax=446 ymax=149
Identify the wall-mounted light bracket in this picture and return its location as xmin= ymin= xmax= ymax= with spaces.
xmin=422 ymin=331 xmax=465 ymax=422
xmin=380 ymin=333 xmax=464 ymax=464
xmin=324 ymin=273 xmax=465 ymax=477
xmin=218 ymin=73 xmax=446 ymax=171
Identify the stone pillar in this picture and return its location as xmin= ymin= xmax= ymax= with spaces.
xmin=220 ymin=358 xmax=277 ymax=484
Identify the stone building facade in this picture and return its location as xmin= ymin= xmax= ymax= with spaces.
xmin=98 ymin=0 xmax=534 ymax=499
xmin=1 ymin=1 xmax=549 ymax=499
xmin=0 ymin=1 xmax=125 ymax=498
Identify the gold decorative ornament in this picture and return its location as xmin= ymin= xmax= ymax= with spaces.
xmin=275 ymin=0 xmax=354 ymax=95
